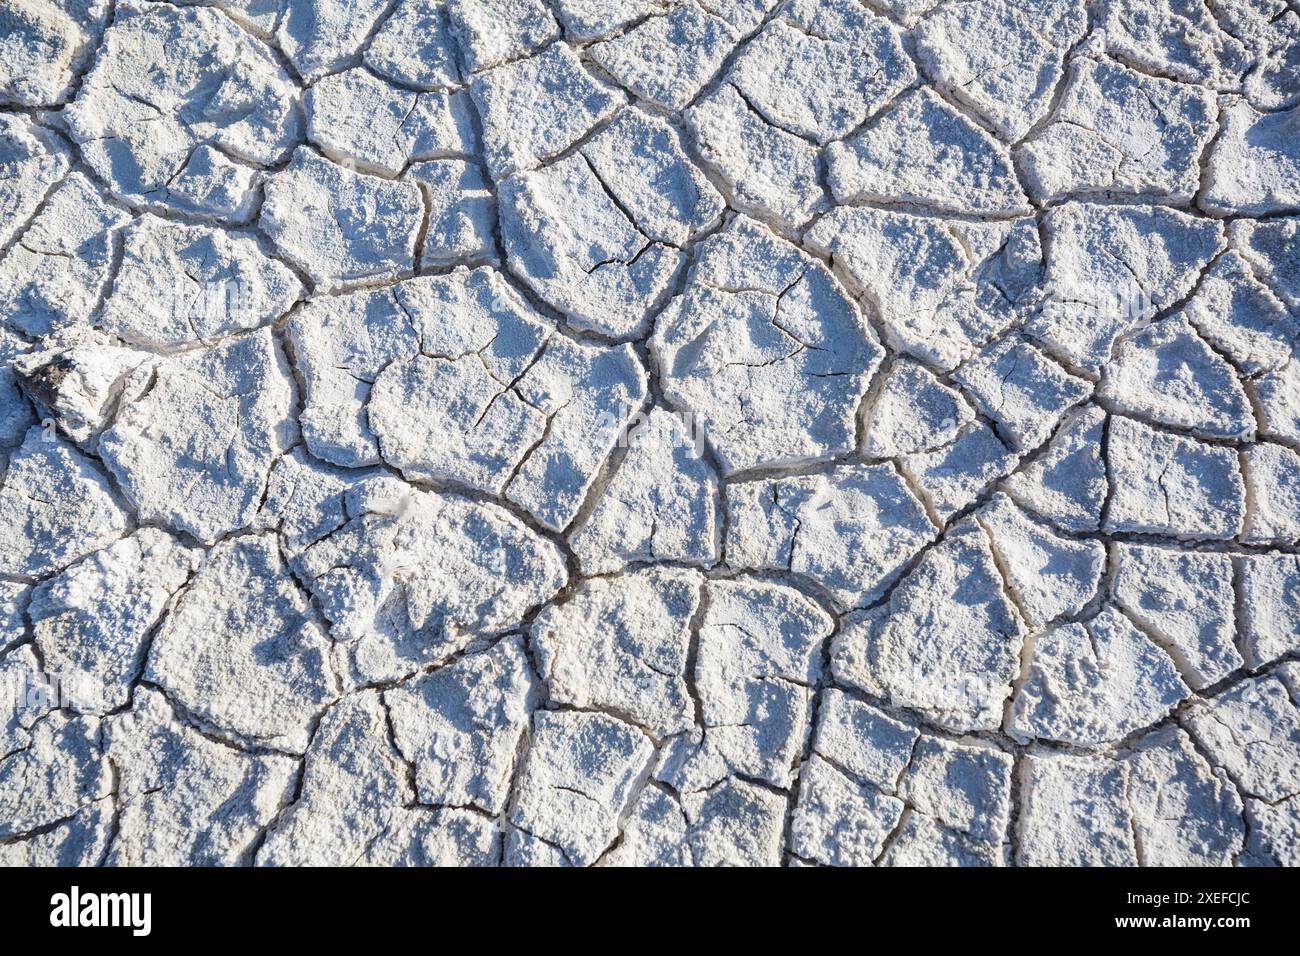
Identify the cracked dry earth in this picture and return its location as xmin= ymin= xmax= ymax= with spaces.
xmin=1 ymin=0 xmax=1300 ymax=871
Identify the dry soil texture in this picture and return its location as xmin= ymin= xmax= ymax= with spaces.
xmin=1 ymin=0 xmax=1300 ymax=867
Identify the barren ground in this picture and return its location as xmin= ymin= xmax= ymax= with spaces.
xmin=1 ymin=0 xmax=1299 ymax=867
